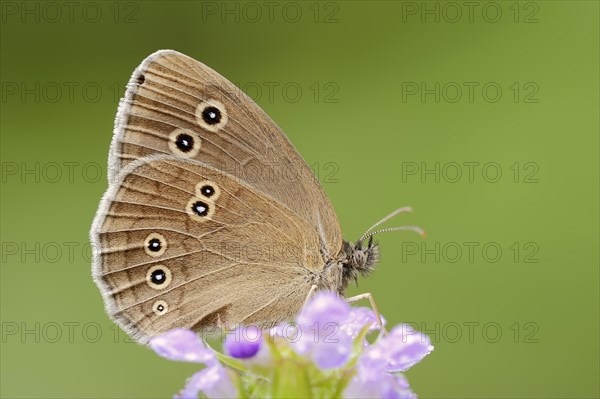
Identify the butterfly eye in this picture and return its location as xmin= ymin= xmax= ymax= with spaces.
xmin=195 ymin=100 xmax=228 ymax=132
xmin=196 ymin=180 xmax=221 ymax=200
xmin=144 ymin=233 xmax=167 ymax=257
xmin=146 ymin=265 xmax=172 ymax=290
xmin=152 ymin=300 xmax=168 ymax=316
xmin=168 ymin=129 xmax=201 ymax=158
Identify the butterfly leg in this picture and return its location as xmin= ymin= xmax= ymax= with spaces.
xmin=345 ymin=292 xmax=388 ymax=334
xmin=303 ymin=284 xmax=319 ymax=307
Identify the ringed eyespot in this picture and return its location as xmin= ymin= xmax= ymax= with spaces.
xmin=152 ymin=300 xmax=168 ymax=316
xmin=144 ymin=232 xmax=167 ymax=257
xmin=192 ymin=200 xmax=208 ymax=216
xmin=175 ymin=134 xmax=194 ymax=152
xmin=195 ymin=180 xmax=221 ymax=200
xmin=195 ymin=100 xmax=228 ymax=132
xmin=146 ymin=265 xmax=172 ymax=290
xmin=186 ymin=197 xmax=215 ymax=222
xmin=168 ymin=129 xmax=201 ymax=158
xmin=202 ymin=106 xmax=221 ymax=125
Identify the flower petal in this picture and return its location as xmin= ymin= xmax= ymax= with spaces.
xmin=344 ymin=376 xmax=382 ymax=398
xmin=344 ymin=370 xmax=416 ymax=399
xmin=297 ymin=291 xmax=350 ymax=329
xmin=384 ymin=325 xmax=434 ymax=372
xmin=175 ymin=371 xmax=204 ymax=399
xmin=290 ymin=292 xmax=356 ymax=369
xmin=224 ymin=326 xmax=262 ymax=359
xmin=149 ymin=329 xmax=214 ymax=364
xmin=348 ymin=324 xmax=431 ymax=397
xmin=341 ymin=307 xmax=386 ymax=340
xmin=311 ymin=333 xmax=353 ymax=369
xmin=381 ymin=374 xmax=417 ymax=399
xmin=175 ymin=363 xmax=236 ymax=399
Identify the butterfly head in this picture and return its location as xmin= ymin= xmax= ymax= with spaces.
xmin=340 ymin=236 xmax=380 ymax=288
xmin=333 ymin=207 xmax=425 ymax=293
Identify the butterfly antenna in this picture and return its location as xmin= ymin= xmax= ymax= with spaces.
xmin=360 ymin=225 xmax=426 ymax=244
xmin=359 ymin=207 xmax=414 ymax=243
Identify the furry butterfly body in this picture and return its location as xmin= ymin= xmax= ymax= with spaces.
xmin=91 ymin=50 xmax=379 ymax=343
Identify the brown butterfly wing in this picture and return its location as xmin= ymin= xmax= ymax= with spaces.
xmin=109 ymin=50 xmax=342 ymax=258
xmin=92 ymin=155 xmax=321 ymax=343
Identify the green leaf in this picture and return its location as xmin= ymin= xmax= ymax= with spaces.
xmin=345 ymin=324 xmax=372 ymax=369
xmin=227 ymin=369 xmax=248 ymax=399
xmin=247 ymin=376 xmax=271 ymax=399
xmin=330 ymin=368 xmax=356 ymax=398
xmin=271 ymin=357 xmax=313 ymax=399
xmin=212 ymin=350 xmax=249 ymax=373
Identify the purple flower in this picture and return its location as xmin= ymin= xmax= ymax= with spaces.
xmin=293 ymin=291 xmax=353 ymax=369
xmin=148 ymin=292 xmax=434 ymax=399
xmin=341 ymin=306 xmax=386 ymax=340
xmin=176 ymin=362 xmax=236 ymax=399
xmin=296 ymin=291 xmax=351 ymax=329
xmin=382 ymin=325 xmax=434 ymax=372
xmin=149 ymin=328 xmax=214 ymax=364
xmin=271 ymin=294 xmax=390 ymax=370
xmin=150 ymin=329 xmax=236 ymax=398
xmin=345 ymin=371 xmax=416 ymax=399
xmin=269 ymin=322 xmax=300 ymax=339
xmin=224 ymin=326 xmax=262 ymax=359
xmin=346 ymin=346 xmax=418 ymax=399
xmin=296 ymin=328 xmax=353 ymax=369
xmin=344 ymin=324 xmax=433 ymax=398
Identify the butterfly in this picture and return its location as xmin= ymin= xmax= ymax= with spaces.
xmin=91 ymin=50 xmax=423 ymax=344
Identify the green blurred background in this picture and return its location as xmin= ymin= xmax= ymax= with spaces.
xmin=1 ymin=1 xmax=598 ymax=398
